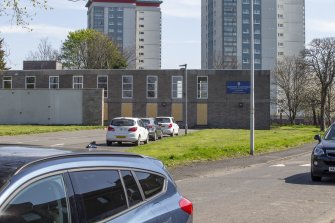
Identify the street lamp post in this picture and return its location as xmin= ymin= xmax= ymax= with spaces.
xmin=179 ymin=64 xmax=188 ymax=135
xmin=250 ymin=0 xmax=255 ymax=155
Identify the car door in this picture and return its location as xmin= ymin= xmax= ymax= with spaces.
xmin=138 ymin=120 xmax=148 ymax=141
xmin=0 ymin=174 xmax=72 ymax=223
xmin=68 ymin=168 xmax=172 ymax=223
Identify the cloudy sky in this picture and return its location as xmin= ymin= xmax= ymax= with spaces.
xmin=0 ymin=0 xmax=335 ymax=70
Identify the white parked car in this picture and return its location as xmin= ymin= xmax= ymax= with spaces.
xmin=106 ymin=117 xmax=149 ymax=146
xmin=155 ymin=117 xmax=180 ymax=137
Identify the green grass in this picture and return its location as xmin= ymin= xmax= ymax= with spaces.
xmin=128 ymin=125 xmax=321 ymax=167
xmin=0 ymin=125 xmax=103 ymax=136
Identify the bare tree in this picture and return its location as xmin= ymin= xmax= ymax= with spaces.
xmin=0 ymin=38 xmax=9 ymax=70
xmin=122 ymin=46 xmax=136 ymax=69
xmin=0 ymin=0 xmax=83 ymax=28
xmin=213 ymin=55 xmax=239 ymax=69
xmin=274 ymin=56 xmax=309 ymax=124
xmin=26 ymin=38 xmax=59 ymax=61
xmin=0 ymin=0 xmax=51 ymax=28
xmin=305 ymin=38 xmax=335 ymax=131
xmin=302 ymin=78 xmax=321 ymax=126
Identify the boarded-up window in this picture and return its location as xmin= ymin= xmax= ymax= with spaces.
xmin=121 ymin=103 xmax=133 ymax=117
xmin=146 ymin=103 xmax=157 ymax=117
xmin=172 ymin=103 xmax=183 ymax=121
xmin=197 ymin=104 xmax=208 ymax=125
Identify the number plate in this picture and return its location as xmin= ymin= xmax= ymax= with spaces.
xmin=329 ymin=167 xmax=335 ymax=172
xmin=116 ymin=136 xmax=126 ymax=139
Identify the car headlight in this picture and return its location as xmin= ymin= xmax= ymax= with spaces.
xmin=314 ymin=146 xmax=325 ymax=156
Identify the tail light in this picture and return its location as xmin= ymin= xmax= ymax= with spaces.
xmin=128 ymin=127 xmax=137 ymax=132
xmin=168 ymin=123 xmax=173 ymax=128
xmin=179 ymin=198 xmax=193 ymax=215
xmin=108 ymin=126 xmax=115 ymax=131
xmin=148 ymin=125 xmax=153 ymax=129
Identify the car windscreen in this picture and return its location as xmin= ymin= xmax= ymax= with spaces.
xmin=325 ymin=126 xmax=335 ymax=140
xmin=141 ymin=119 xmax=150 ymax=125
xmin=156 ymin=118 xmax=170 ymax=123
xmin=111 ymin=119 xmax=135 ymax=126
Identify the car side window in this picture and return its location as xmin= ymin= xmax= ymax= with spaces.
xmin=0 ymin=175 xmax=69 ymax=223
xmin=70 ymin=170 xmax=127 ymax=223
xmin=134 ymin=172 xmax=165 ymax=199
xmin=138 ymin=120 xmax=144 ymax=128
xmin=120 ymin=170 xmax=143 ymax=207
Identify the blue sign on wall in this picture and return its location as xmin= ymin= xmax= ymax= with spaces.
xmin=226 ymin=81 xmax=250 ymax=94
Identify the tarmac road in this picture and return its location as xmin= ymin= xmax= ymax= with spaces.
xmin=0 ymin=128 xmax=192 ymax=152
xmin=1 ymin=130 xmax=335 ymax=222
xmin=173 ymin=143 xmax=335 ymax=223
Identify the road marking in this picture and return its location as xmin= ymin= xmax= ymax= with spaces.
xmin=50 ymin=143 xmax=65 ymax=147
xmin=270 ymin=164 xmax=286 ymax=167
xmin=300 ymin=164 xmax=311 ymax=167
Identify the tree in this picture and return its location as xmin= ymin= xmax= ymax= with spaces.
xmin=305 ymin=38 xmax=335 ymax=131
xmin=274 ymin=56 xmax=309 ymax=124
xmin=60 ymin=29 xmax=127 ymax=69
xmin=0 ymin=0 xmax=83 ymax=28
xmin=0 ymin=38 xmax=9 ymax=70
xmin=213 ymin=55 xmax=239 ymax=69
xmin=0 ymin=0 xmax=50 ymax=28
xmin=26 ymin=38 xmax=59 ymax=61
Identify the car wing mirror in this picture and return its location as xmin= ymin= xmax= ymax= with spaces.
xmin=314 ymin=134 xmax=321 ymax=143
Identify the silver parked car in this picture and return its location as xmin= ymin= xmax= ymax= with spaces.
xmin=141 ymin=118 xmax=163 ymax=141
xmin=0 ymin=147 xmax=193 ymax=223
xmin=156 ymin=117 xmax=180 ymax=137
xmin=106 ymin=117 xmax=149 ymax=146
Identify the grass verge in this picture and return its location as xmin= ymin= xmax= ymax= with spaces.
xmin=0 ymin=125 xmax=103 ymax=136
xmin=128 ymin=125 xmax=320 ymax=167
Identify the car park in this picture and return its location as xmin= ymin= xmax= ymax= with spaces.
xmin=106 ymin=117 xmax=149 ymax=146
xmin=141 ymin=118 xmax=163 ymax=141
xmin=0 ymin=147 xmax=193 ymax=223
xmin=155 ymin=117 xmax=180 ymax=137
xmin=311 ymin=123 xmax=335 ymax=181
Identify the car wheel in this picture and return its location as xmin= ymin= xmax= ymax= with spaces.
xmin=153 ymin=133 xmax=157 ymax=141
xmin=106 ymin=140 xmax=113 ymax=146
xmin=144 ymin=136 xmax=149 ymax=144
xmin=311 ymin=170 xmax=322 ymax=182
xmin=135 ymin=136 xmax=141 ymax=146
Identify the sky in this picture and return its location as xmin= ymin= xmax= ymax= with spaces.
xmin=0 ymin=0 xmax=335 ymax=70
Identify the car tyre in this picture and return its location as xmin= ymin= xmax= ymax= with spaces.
xmin=106 ymin=140 xmax=113 ymax=146
xmin=311 ymin=170 xmax=322 ymax=182
xmin=144 ymin=136 xmax=149 ymax=144
xmin=135 ymin=136 xmax=141 ymax=146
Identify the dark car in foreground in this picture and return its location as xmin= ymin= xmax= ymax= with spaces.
xmin=311 ymin=124 xmax=335 ymax=181
xmin=0 ymin=147 xmax=193 ymax=223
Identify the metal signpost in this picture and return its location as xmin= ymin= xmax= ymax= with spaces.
xmin=250 ymin=0 xmax=255 ymax=155
xmin=179 ymin=64 xmax=188 ymax=135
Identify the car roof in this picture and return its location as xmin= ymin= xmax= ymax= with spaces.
xmin=0 ymin=147 xmax=166 ymax=191
xmin=113 ymin=117 xmax=138 ymax=120
xmin=0 ymin=147 xmax=70 ymax=189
